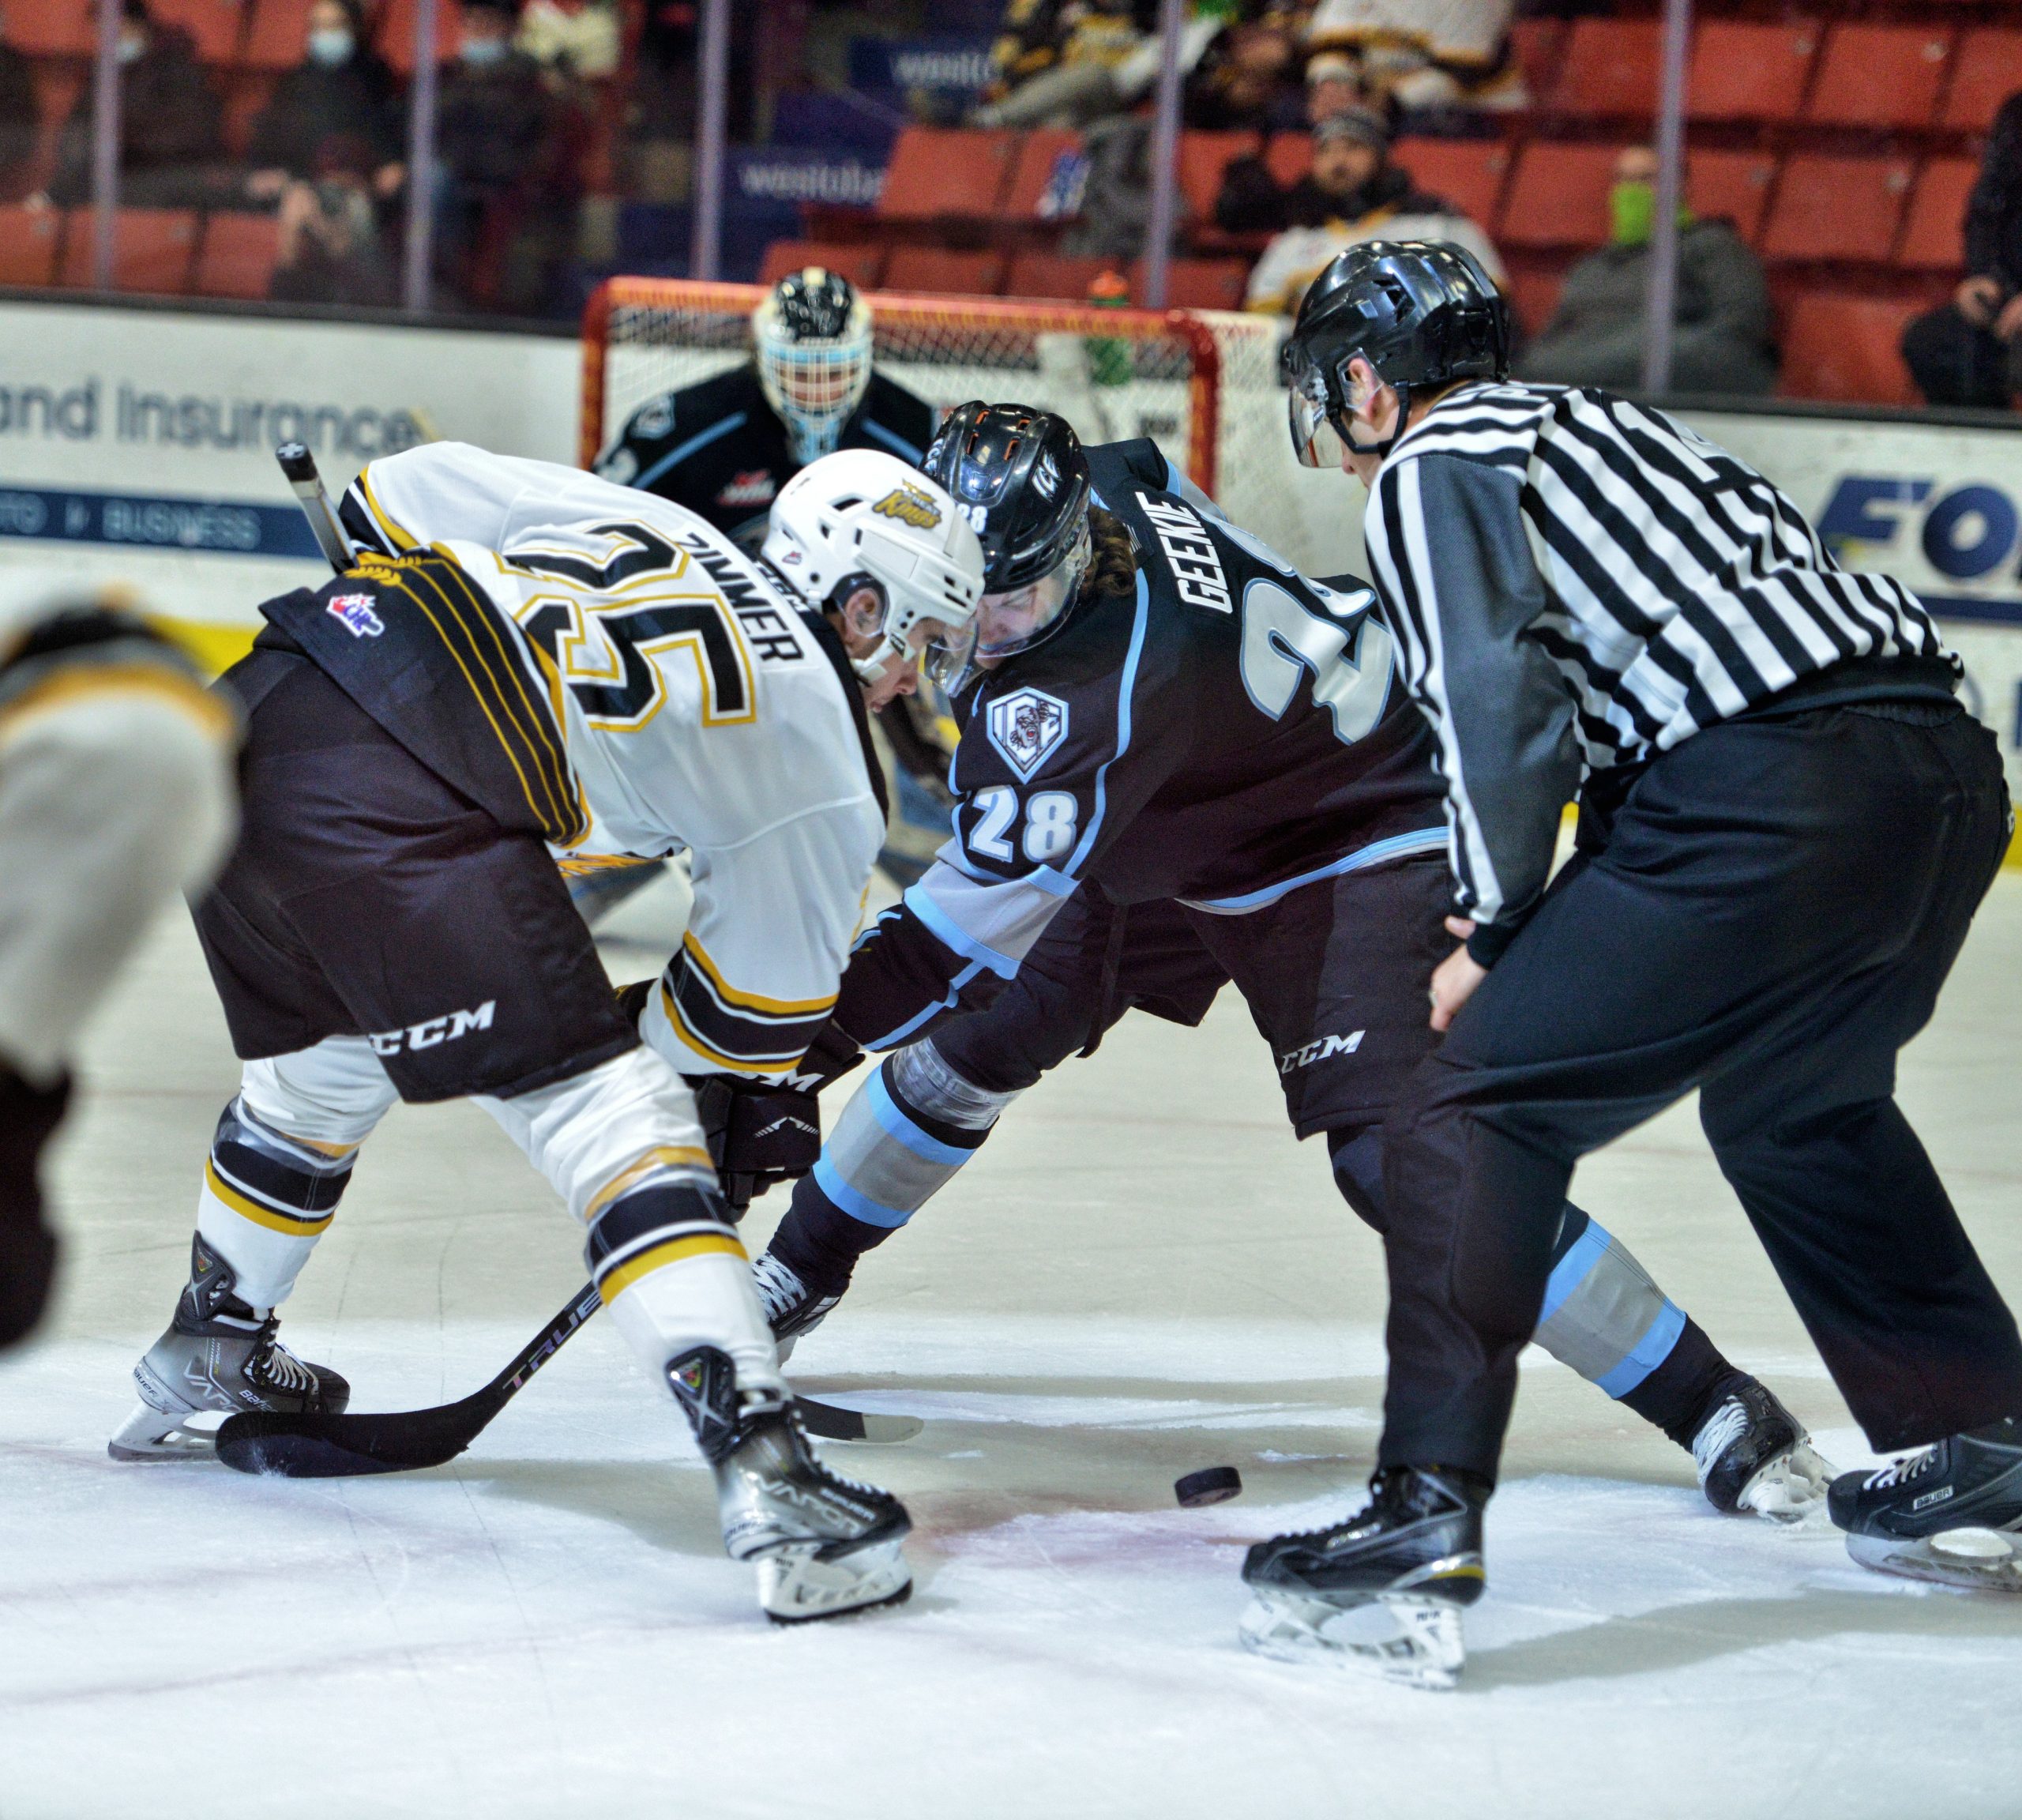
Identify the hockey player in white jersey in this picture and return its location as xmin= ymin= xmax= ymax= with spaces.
xmin=111 ymin=440 xmax=983 ymax=1624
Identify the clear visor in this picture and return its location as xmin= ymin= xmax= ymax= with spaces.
xmin=975 ymin=518 xmax=1091 ymax=660
xmin=1288 ymin=370 xmax=1348 ymax=468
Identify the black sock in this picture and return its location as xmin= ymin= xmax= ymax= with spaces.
xmin=765 ymin=1179 xmax=896 ymax=1297
xmin=1618 ymin=1318 xmax=1751 ymax=1450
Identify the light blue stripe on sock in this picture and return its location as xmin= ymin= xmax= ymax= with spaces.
xmin=1595 ymin=1300 xmax=1689 ymax=1398
xmin=810 ymin=1156 xmax=912 ymax=1229
xmin=1539 ymin=1220 xmax=1611 ymax=1323
xmin=866 ymin=1068 xmax=972 ymax=1168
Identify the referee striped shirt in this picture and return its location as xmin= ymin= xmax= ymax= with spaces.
xmin=1362 ymin=381 xmax=1953 ymax=951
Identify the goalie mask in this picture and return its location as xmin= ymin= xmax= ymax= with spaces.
xmin=762 ymin=449 xmax=984 ymax=690
xmin=754 ymin=268 xmax=874 ymax=466
xmin=923 ymin=401 xmax=1094 ymax=686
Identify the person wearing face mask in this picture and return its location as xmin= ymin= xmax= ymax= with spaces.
xmin=47 ymin=0 xmax=224 ymax=208
xmin=244 ymin=0 xmax=404 ymax=209
xmin=1520 ymin=144 xmax=1776 ymax=397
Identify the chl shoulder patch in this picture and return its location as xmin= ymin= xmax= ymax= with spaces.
xmin=985 ymin=686 xmax=1070 ymax=783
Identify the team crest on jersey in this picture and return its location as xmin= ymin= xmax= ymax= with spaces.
xmin=716 ymin=469 xmax=777 ymax=509
xmin=325 ymin=592 xmax=385 ymax=638
xmin=872 ymin=483 xmax=942 ymax=531
xmin=987 ymin=686 xmax=1069 ymax=782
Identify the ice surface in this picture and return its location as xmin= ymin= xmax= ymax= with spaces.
xmin=4 ymin=877 xmax=2020 ymax=1819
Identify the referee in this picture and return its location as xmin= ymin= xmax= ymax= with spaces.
xmin=1239 ymin=240 xmax=2022 ymax=1687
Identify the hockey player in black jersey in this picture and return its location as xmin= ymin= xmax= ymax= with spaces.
xmin=745 ymin=403 xmax=1836 ymax=1669
xmin=596 ymin=268 xmax=937 ymax=549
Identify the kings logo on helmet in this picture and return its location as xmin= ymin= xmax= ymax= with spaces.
xmin=872 ymin=483 xmax=943 ymax=531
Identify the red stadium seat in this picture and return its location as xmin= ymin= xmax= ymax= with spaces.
xmin=1549 ymin=19 xmax=1660 ymax=118
xmin=1392 ymin=137 xmax=1511 ymax=228
xmin=243 ymin=0 xmax=314 ymax=69
xmin=0 ymin=206 xmax=62 ymax=286
xmin=1498 ymin=142 xmax=1621 ymax=250
xmin=1686 ymin=21 xmax=1819 ymax=125
xmin=877 ymin=127 xmax=1017 ymax=222
xmin=1897 ymin=160 xmax=1978 ymax=273
xmin=1804 ymin=24 xmax=1952 ymax=130
xmin=1942 ymin=29 xmax=2022 ymax=133
xmin=191 ymin=211 xmax=280 ymax=298
xmin=1264 ymin=130 xmax=1310 ymax=191
xmin=1505 ymin=265 xmax=1565 ymax=340
xmin=881 ymin=246 xmax=1004 ymax=297
xmin=1003 ymin=129 xmax=1084 ymax=221
xmin=1003 ymin=250 xmax=1114 ymax=303
xmin=1508 ymin=18 xmax=1566 ymax=100
xmin=374 ymin=0 xmax=463 ymax=73
xmin=150 ymin=0 xmax=248 ymax=64
xmin=1686 ymin=151 xmax=1776 ymax=247
xmin=1178 ymin=130 xmax=1259 ymax=223
xmin=4 ymin=0 xmax=93 ymax=55
xmin=1154 ymin=258 xmax=1249 ymax=311
xmin=1760 ymin=156 xmax=1913 ymax=265
xmin=1776 ymin=292 xmax=1922 ymax=407
xmin=58 ymin=208 xmax=201 ymax=293
xmin=757 ymin=240 xmax=885 ymax=291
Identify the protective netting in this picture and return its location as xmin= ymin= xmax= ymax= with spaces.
xmin=581 ymin=281 xmax=1361 ymax=577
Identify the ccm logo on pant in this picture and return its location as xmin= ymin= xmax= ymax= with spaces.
xmin=370 ymin=1000 xmax=496 ymax=1057
xmin=1279 ymin=1030 xmax=1364 ymax=1074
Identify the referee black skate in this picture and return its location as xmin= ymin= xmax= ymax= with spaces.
xmin=1253 ymin=239 xmax=2022 ymax=1679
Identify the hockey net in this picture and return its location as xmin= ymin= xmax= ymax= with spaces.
xmin=579 ymin=279 xmax=1327 ymax=572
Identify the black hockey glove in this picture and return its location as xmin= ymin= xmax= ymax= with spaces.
xmin=796 ymin=1017 xmax=865 ymax=1092
xmin=0 ymin=1066 xmax=70 ymax=1350
xmin=691 ymin=1074 xmax=822 ymax=1218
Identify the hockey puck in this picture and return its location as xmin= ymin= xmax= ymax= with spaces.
xmin=1174 ymin=1465 xmax=1242 ymax=1508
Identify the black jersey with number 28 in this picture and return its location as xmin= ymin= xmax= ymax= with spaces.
xmin=831 ymin=437 xmax=1447 ymax=1050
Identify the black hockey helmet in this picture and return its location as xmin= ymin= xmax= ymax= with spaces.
xmin=1282 ymin=239 xmax=1510 ymax=464
xmin=924 ymin=400 xmax=1092 ymax=592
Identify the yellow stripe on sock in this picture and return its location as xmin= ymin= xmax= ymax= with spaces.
xmin=596 ymin=1232 xmax=746 ymax=1303
xmin=584 ymin=1145 xmax=716 ymax=1222
xmin=202 ymin=1161 xmax=335 ymax=1236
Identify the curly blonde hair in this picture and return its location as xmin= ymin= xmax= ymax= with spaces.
xmin=1085 ymin=506 xmax=1138 ymax=600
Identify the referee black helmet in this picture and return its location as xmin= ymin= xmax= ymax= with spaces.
xmin=1283 ymin=239 xmax=1510 ymax=464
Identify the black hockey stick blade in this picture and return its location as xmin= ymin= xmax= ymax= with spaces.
xmin=216 ymin=1282 xmax=603 ymax=1478
xmin=795 ymin=1397 xmax=923 ymax=1445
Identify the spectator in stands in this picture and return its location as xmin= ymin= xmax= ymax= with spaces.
xmin=1903 ymin=94 xmax=2022 ymax=412
xmin=1240 ymin=107 xmax=1504 ymax=312
xmin=434 ymin=0 xmax=584 ymax=314
xmin=1520 ymin=145 xmax=1776 ymax=397
xmin=44 ymin=0 xmax=226 ymax=208
xmin=517 ymin=0 xmax=622 ymax=81
xmin=1303 ymin=50 xmax=1365 ymax=129
xmin=972 ymin=0 xmax=1147 ymax=129
xmin=245 ymin=0 xmax=404 ymax=201
xmin=0 ymin=10 xmax=39 ymax=201
xmin=269 ymin=131 xmax=397 ymax=307
xmin=1185 ymin=17 xmax=1305 ymax=133
xmin=1304 ymin=0 xmax=1527 ymax=122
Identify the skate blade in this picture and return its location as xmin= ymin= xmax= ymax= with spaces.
xmin=1238 ymin=1588 xmax=1466 ymax=1691
xmin=1737 ymin=1438 xmax=1838 ymax=1525
xmin=107 ymin=1401 xmax=220 ymax=1463
xmin=759 ymin=1537 xmax=912 ymax=1625
xmin=1847 ymin=1527 xmax=2022 ymax=1592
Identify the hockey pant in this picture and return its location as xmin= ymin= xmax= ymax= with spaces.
xmin=191 ymin=1035 xmax=784 ymax=1397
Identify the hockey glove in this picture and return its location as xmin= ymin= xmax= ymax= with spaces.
xmin=691 ymin=1074 xmax=822 ymax=1218
xmin=0 ymin=1066 xmax=70 ymax=1350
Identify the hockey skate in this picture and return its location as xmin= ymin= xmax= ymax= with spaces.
xmin=1690 ymin=1379 xmax=1836 ymax=1523
xmin=668 ymin=1345 xmax=911 ymax=1623
xmin=1828 ymin=1417 xmax=2022 ymax=1592
xmin=109 ymin=1236 xmax=349 ymax=1461
xmin=1239 ymin=1466 xmax=1489 ymax=1691
xmin=750 ymin=1251 xmax=842 ymax=1366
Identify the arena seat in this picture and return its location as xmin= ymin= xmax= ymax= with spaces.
xmin=1686 ymin=151 xmax=1776 ymax=247
xmin=1498 ymin=143 xmax=1620 ymax=250
xmin=242 ymin=0 xmax=314 ymax=70
xmin=1156 ymin=258 xmax=1249 ymax=311
xmin=58 ymin=209 xmax=201 ymax=294
xmin=3 ymin=0 xmax=93 ymax=56
xmin=1941 ymin=29 xmax=2022 ymax=133
xmin=1777 ymin=292 xmax=1922 ymax=407
xmin=1897 ymin=160 xmax=1977 ymax=272
xmin=757 ymin=240 xmax=885 ymax=291
xmin=149 ymin=0 xmax=247 ymax=65
xmin=191 ymin=211 xmax=280 ymax=298
xmin=0 ymin=206 xmax=62 ymax=287
xmin=1686 ymin=21 xmax=1819 ymax=125
xmin=374 ymin=0 xmax=463 ymax=72
xmin=1392 ymin=137 xmax=1512 ymax=228
xmin=1003 ymin=250 xmax=1114 ymax=303
xmin=1505 ymin=266 xmax=1565 ymax=341
xmin=1507 ymin=18 xmax=1566 ymax=100
xmin=1803 ymin=24 xmax=1952 ymax=130
xmin=878 ymin=128 xmax=1018 ymax=222
xmin=881 ymin=246 xmax=1005 ymax=297
xmin=1178 ymin=130 xmax=1259 ymax=224
xmin=1761 ymin=157 xmax=1914 ymax=265
xmin=1264 ymin=130 xmax=1310 ymax=191
xmin=1548 ymin=18 xmax=1660 ymax=118
xmin=1003 ymin=129 xmax=1084 ymax=221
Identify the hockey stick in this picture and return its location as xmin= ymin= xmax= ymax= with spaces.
xmin=275 ymin=440 xmax=355 ymax=575
xmin=214 ymin=1281 xmax=919 ymax=1478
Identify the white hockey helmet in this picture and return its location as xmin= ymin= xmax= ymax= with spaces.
xmin=754 ymin=268 xmax=874 ymax=464
xmin=762 ymin=449 xmax=985 ymax=687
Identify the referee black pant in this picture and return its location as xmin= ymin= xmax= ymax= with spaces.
xmin=1378 ymin=696 xmax=2022 ymax=1482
